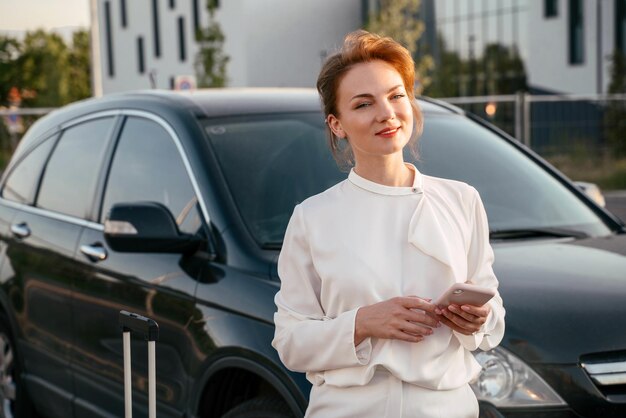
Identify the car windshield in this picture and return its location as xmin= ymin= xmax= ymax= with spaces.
xmin=203 ymin=111 xmax=611 ymax=247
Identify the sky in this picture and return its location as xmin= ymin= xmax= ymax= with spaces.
xmin=0 ymin=0 xmax=90 ymax=32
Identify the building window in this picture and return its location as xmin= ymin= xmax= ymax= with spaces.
xmin=617 ymin=0 xmax=626 ymax=54
xmin=137 ymin=37 xmax=145 ymax=74
xmin=152 ymin=0 xmax=161 ymax=58
xmin=178 ymin=17 xmax=186 ymax=62
xmin=169 ymin=0 xmax=175 ymax=9
xmin=104 ymin=1 xmax=115 ymax=77
xmin=568 ymin=0 xmax=584 ymax=64
xmin=544 ymin=0 xmax=558 ymax=18
xmin=120 ymin=0 xmax=127 ymax=27
xmin=192 ymin=0 xmax=200 ymax=34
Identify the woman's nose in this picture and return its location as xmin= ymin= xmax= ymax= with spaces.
xmin=376 ymin=100 xmax=395 ymax=122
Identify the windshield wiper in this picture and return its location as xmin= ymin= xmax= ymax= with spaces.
xmin=489 ymin=227 xmax=588 ymax=240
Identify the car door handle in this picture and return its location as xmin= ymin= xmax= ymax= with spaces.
xmin=80 ymin=244 xmax=108 ymax=262
xmin=10 ymin=223 xmax=31 ymax=239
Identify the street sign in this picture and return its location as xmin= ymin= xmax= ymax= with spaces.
xmin=174 ymin=75 xmax=197 ymax=91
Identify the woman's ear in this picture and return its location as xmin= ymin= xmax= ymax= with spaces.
xmin=327 ymin=114 xmax=345 ymax=139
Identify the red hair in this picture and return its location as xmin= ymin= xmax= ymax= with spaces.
xmin=316 ymin=30 xmax=423 ymax=167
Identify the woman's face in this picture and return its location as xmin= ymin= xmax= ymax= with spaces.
xmin=328 ymin=60 xmax=414 ymax=163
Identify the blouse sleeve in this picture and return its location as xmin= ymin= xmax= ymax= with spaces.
xmin=453 ymin=188 xmax=506 ymax=351
xmin=271 ymin=204 xmax=372 ymax=373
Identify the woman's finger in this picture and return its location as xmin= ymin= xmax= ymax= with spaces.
xmin=442 ymin=309 xmax=480 ymax=331
xmin=460 ymin=304 xmax=491 ymax=318
xmin=448 ymin=305 xmax=481 ymax=322
xmin=437 ymin=316 xmax=473 ymax=335
xmin=404 ymin=310 xmax=440 ymax=328
xmin=400 ymin=320 xmax=434 ymax=337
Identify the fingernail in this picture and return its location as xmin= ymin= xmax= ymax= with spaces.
xmin=461 ymin=306 xmax=470 ymax=311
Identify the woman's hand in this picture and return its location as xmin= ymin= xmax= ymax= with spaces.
xmin=436 ymin=304 xmax=491 ymax=335
xmin=354 ymin=297 xmax=440 ymax=346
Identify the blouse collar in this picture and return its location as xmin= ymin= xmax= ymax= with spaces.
xmin=348 ymin=163 xmax=424 ymax=196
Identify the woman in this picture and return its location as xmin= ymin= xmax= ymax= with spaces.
xmin=272 ymin=30 xmax=505 ymax=418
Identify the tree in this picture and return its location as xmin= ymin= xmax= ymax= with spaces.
xmin=364 ymin=0 xmax=433 ymax=94
xmin=424 ymin=37 xmax=527 ymax=98
xmin=195 ymin=0 xmax=229 ymax=87
xmin=66 ymin=30 xmax=92 ymax=103
xmin=0 ymin=36 xmax=22 ymax=106
xmin=422 ymin=34 xmax=461 ymax=97
xmin=604 ymin=50 xmax=626 ymax=156
xmin=17 ymin=30 xmax=70 ymax=107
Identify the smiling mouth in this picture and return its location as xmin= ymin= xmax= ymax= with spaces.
xmin=376 ymin=127 xmax=400 ymax=136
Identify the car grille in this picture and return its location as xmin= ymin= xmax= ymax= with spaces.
xmin=581 ymin=355 xmax=626 ymax=403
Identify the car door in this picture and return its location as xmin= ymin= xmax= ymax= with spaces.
xmin=72 ymin=114 xmax=204 ymax=418
xmin=1 ymin=116 xmax=116 ymax=417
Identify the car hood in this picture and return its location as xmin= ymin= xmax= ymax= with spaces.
xmin=493 ymin=232 xmax=626 ymax=364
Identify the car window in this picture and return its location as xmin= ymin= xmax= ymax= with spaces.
xmin=203 ymin=111 xmax=611 ymax=247
xmin=100 ymin=116 xmax=201 ymax=235
xmin=37 ymin=117 xmax=114 ymax=219
xmin=2 ymin=136 xmax=56 ymax=205
xmin=204 ymin=113 xmax=346 ymax=245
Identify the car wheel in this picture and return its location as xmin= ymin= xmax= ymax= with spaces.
xmin=0 ymin=316 xmax=34 ymax=418
xmin=221 ymin=396 xmax=294 ymax=418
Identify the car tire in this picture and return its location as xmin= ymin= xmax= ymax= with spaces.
xmin=221 ymin=396 xmax=294 ymax=418
xmin=0 ymin=314 xmax=36 ymax=418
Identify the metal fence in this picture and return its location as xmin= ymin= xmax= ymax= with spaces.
xmin=440 ymin=93 xmax=626 ymax=157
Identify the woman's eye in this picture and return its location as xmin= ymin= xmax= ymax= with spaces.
xmin=355 ymin=102 xmax=371 ymax=109
xmin=392 ymin=94 xmax=406 ymax=100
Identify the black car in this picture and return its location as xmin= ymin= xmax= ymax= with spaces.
xmin=0 ymin=89 xmax=624 ymax=418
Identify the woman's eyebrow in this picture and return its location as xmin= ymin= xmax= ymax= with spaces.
xmin=350 ymin=84 xmax=404 ymax=101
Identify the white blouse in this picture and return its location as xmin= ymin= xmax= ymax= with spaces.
xmin=272 ymin=163 xmax=505 ymax=390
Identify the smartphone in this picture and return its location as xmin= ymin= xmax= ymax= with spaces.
xmin=435 ymin=283 xmax=495 ymax=307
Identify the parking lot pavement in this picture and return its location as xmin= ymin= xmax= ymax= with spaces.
xmin=605 ymin=190 xmax=626 ymax=223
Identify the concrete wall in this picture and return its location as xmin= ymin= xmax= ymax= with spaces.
xmin=94 ymin=0 xmax=363 ymax=94
xmin=527 ymin=0 xmax=616 ymax=94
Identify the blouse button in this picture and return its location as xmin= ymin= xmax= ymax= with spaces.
xmin=412 ymin=187 xmax=418 ymax=193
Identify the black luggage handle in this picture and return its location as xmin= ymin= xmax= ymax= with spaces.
xmin=119 ymin=310 xmax=159 ymax=342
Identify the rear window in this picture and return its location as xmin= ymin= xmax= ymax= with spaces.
xmin=2 ymin=137 xmax=56 ymax=205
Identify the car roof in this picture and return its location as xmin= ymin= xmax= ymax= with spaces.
xmin=13 ymin=88 xmax=461 ymax=163
xmin=102 ymin=88 xmax=461 ymax=118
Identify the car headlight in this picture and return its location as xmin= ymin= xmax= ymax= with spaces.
xmin=471 ymin=347 xmax=566 ymax=407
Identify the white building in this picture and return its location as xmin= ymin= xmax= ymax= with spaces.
xmin=90 ymin=0 xmax=365 ymax=96
xmin=526 ymin=0 xmax=621 ymax=94
xmin=91 ymin=0 xmax=626 ymax=97
xmin=428 ymin=0 xmax=625 ymax=95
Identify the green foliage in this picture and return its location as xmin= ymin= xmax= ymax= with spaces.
xmin=66 ymin=31 xmax=93 ymax=103
xmin=364 ymin=0 xmax=433 ymax=94
xmin=604 ymin=50 xmax=626 ymax=157
xmin=19 ymin=30 xmax=70 ymax=107
xmin=0 ymin=29 xmax=92 ymax=108
xmin=195 ymin=1 xmax=229 ymax=88
xmin=425 ymin=35 xmax=528 ymax=98
xmin=0 ymin=36 xmax=22 ymax=105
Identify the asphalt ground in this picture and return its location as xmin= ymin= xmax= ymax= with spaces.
xmin=605 ymin=190 xmax=626 ymax=223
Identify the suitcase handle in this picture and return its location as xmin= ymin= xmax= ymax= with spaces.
xmin=119 ymin=310 xmax=159 ymax=418
xmin=119 ymin=310 xmax=159 ymax=341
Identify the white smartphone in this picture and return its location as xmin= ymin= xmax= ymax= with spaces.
xmin=435 ymin=283 xmax=496 ymax=307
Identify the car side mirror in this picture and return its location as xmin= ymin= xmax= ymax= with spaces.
xmin=104 ymin=202 xmax=201 ymax=253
